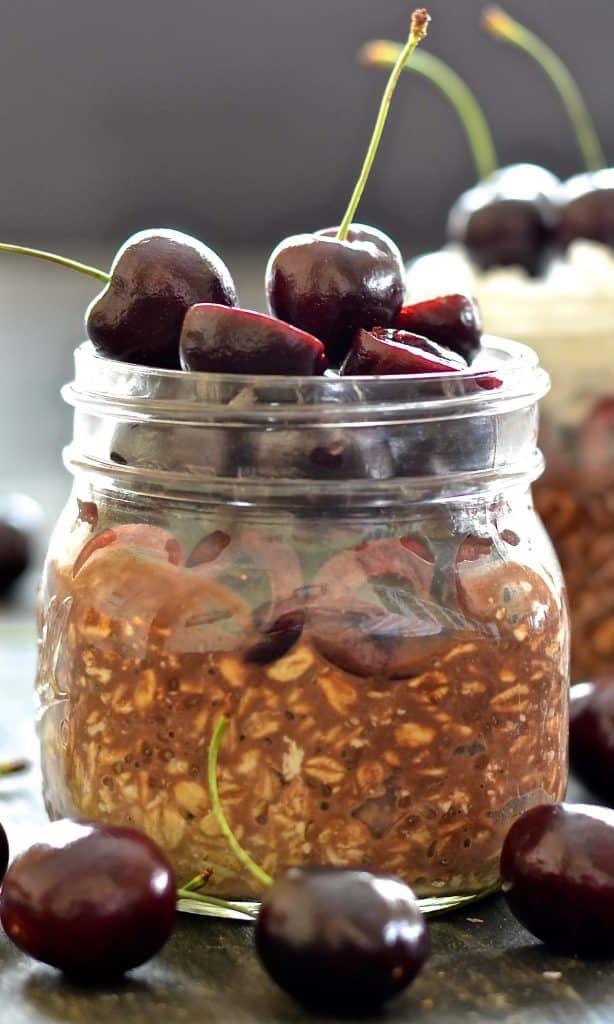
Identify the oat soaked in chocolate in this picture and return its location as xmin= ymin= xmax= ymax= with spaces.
xmin=37 ymin=515 xmax=568 ymax=900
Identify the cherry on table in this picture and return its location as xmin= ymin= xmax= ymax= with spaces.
xmin=255 ymin=867 xmax=430 ymax=1012
xmin=0 ymin=493 xmax=42 ymax=595
xmin=341 ymin=326 xmax=467 ymax=376
xmin=569 ymin=679 xmax=614 ymax=806
xmin=500 ymin=802 xmax=614 ymax=955
xmin=394 ymin=293 xmax=482 ymax=363
xmin=179 ymin=304 xmax=327 ymax=375
xmin=447 ymin=163 xmax=560 ymax=277
xmin=0 ymin=819 xmax=176 ymax=977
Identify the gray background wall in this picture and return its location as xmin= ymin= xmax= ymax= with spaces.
xmin=0 ymin=0 xmax=610 ymax=252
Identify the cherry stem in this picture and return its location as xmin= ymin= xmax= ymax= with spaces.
xmin=482 ymin=6 xmax=605 ymax=173
xmin=360 ymin=42 xmax=497 ymax=181
xmin=0 ymin=243 xmax=109 ymax=283
xmin=337 ymin=8 xmax=430 ymax=241
xmin=0 ymin=758 xmax=30 ymax=776
xmin=176 ymin=886 xmax=258 ymax=919
xmin=208 ymin=717 xmax=273 ymax=890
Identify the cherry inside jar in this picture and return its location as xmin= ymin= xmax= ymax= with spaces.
xmin=36 ymin=339 xmax=568 ymax=910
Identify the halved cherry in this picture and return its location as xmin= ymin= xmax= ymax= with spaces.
xmin=307 ymin=538 xmax=444 ymax=678
xmin=73 ymin=524 xmax=183 ymax=577
xmin=179 ymin=304 xmax=328 ymax=375
xmin=456 ymin=556 xmax=556 ymax=627
xmin=394 ymin=294 xmax=482 ymax=363
xmin=340 ymin=327 xmax=467 ymax=376
xmin=187 ymin=526 xmax=305 ymax=662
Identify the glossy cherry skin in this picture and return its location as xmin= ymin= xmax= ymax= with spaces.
xmin=0 ymin=520 xmax=29 ymax=594
xmin=394 ymin=294 xmax=482 ymax=363
xmin=255 ymin=867 xmax=429 ymax=1012
xmin=447 ymin=164 xmax=560 ymax=277
xmin=500 ymin=803 xmax=614 ymax=955
xmin=0 ymin=820 xmax=176 ymax=977
xmin=341 ymin=327 xmax=467 ymax=376
xmin=266 ymin=224 xmax=405 ymax=366
xmin=558 ymin=170 xmax=614 ymax=250
xmin=569 ymin=679 xmax=614 ymax=806
xmin=0 ymin=821 xmax=8 ymax=880
xmin=86 ymin=229 xmax=238 ymax=369
xmin=180 ymin=304 xmax=327 ymax=375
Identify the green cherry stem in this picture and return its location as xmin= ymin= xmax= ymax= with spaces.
xmin=360 ymin=42 xmax=497 ymax=181
xmin=208 ymin=717 xmax=273 ymax=890
xmin=0 ymin=758 xmax=30 ymax=777
xmin=482 ymin=6 xmax=605 ymax=173
xmin=336 ymin=7 xmax=430 ymax=242
xmin=0 ymin=243 xmax=109 ymax=283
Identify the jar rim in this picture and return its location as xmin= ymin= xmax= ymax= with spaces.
xmin=63 ymin=338 xmax=549 ymax=425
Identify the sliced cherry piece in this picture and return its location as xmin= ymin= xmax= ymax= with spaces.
xmin=394 ymin=294 xmax=482 ymax=363
xmin=447 ymin=163 xmax=560 ymax=277
xmin=86 ymin=229 xmax=238 ymax=369
xmin=456 ymin=556 xmax=555 ymax=627
xmin=0 ymin=820 xmax=176 ymax=977
xmin=308 ymin=538 xmax=444 ymax=677
xmin=266 ymin=227 xmax=404 ymax=367
xmin=500 ymin=803 xmax=614 ymax=955
xmin=569 ymin=679 xmax=614 ymax=806
xmin=179 ymin=304 xmax=327 ymax=375
xmin=244 ymin=605 xmax=305 ymax=664
xmin=255 ymin=867 xmax=429 ymax=1012
xmin=341 ymin=327 xmax=467 ymax=376
xmin=73 ymin=524 xmax=182 ymax=577
xmin=558 ymin=170 xmax=614 ymax=250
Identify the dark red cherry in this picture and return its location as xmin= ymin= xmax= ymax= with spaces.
xmin=0 ymin=520 xmax=29 ymax=594
xmin=394 ymin=293 xmax=482 ymax=363
xmin=179 ymin=304 xmax=327 ymax=375
xmin=569 ymin=679 xmax=614 ymax=806
xmin=501 ymin=802 xmax=614 ymax=956
xmin=447 ymin=164 xmax=560 ymax=277
xmin=558 ymin=170 xmax=614 ymax=250
xmin=341 ymin=326 xmax=467 ymax=376
xmin=0 ymin=820 xmax=176 ymax=977
xmin=86 ymin=229 xmax=238 ymax=369
xmin=0 ymin=821 xmax=8 ymax=880
xmin=255 ymin=867 xmax=429 ymax=1012
xmin=266 ymin=224 xmax=404 ymax=367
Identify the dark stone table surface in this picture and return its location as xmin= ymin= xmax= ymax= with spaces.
xmin=1 ymin=255 xmax=613 ymax=1022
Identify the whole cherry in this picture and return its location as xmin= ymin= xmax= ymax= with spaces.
xmin=501 ymin=802 xmax=614 ymax=956
xmin=266 ymin=10 xmax=431 ymax=365
xmin=255 ymin=867 xmax=430 ymax=1012
xmin=483 ymin=8 xmax=608 ymax=258
xmin=0 ymin=819 xmax=176 ymax=977
xmin=569 ymin=679 xmax=614 ymax=806
xmin=447 ymin=163 xmax=560 ymax=277
xmin=0 ymin=229 xmax=238 ymax=370
xmin=558 ymin=170 xmax=614 ymax=250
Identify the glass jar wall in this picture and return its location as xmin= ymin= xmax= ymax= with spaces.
xmin=36 ymin=340 xmax=568 ymax=908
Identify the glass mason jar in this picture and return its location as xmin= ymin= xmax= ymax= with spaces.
xmin=36 ymin=339 xmax=569 ymax=911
